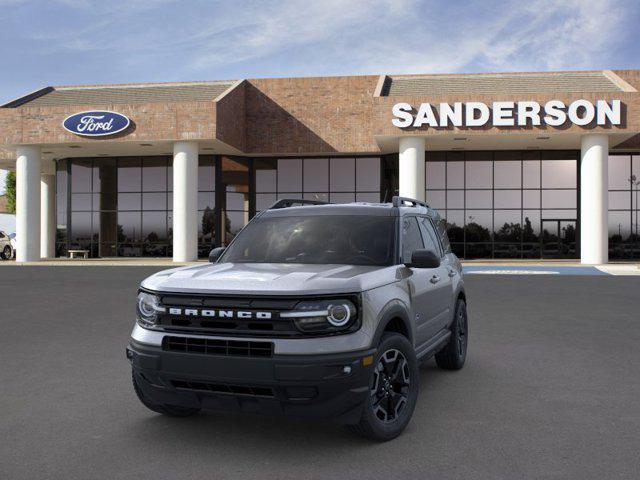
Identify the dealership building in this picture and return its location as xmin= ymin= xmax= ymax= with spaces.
xmin=1 ymin=69 xmax=639 ymax=263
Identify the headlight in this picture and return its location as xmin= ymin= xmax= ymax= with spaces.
xmin=281 ymin=299 xmax=358 ymax=334
xmin=136 ymin=291 xmax=164 ymax=328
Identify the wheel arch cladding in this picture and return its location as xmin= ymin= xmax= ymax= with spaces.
xmin=372 ymin=303 xmax=413 ymax=346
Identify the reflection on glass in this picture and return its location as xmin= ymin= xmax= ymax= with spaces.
xmin=198 ymin=156 xmax=216 ymax=191
xmin=330 ymin=158 xmax=355 ymax=192
xmin=465 ymin=210 xmax=492 ymax=243
xmin=117 ymin=158 xmax=142 ymax=191
xmin=523 ymin=160 xmax=540 ymax=188
xmin=255 ymin=158 xmax=277 ymax=192
xmin=277 ymin=159 xmax=302 ymax=191
xmin=426 ymin=190 xmax=446 ymax=210
xmin=523 ymin=190 xmax=540 ymax=209
xmin=256 ymin=193 xmax=277 ymax=211
xmin=356 ymin=157 xmax=380 ymax=191
xmin=71 ymin=159 xmax=92 ymax=193
xmin=143 ymin=192 xmax=167 ymax=211
xmin=542 ymin=190 xmax=576 ymax=209
xmin=71 ymin=194 xmax=92 ymax=211
xmin=356 ymin=192 xmax=379 ymax=203
xmin=304 ymin=158 xmax=328 ymax=191
xmin=330 ymin=192 xmax=355 ymax=204
xmin=197 ymin=192 xmax=215 ymax=210
xmin=118 ymin=212 xmax=142 ymax=244
xmin=608 ymin=155 xmax=630 ymax=190
xmin=118 ymin=193 xmax=141 ymax=211
xmin=143 ymin=157 xmax=167 ymax=191
xmin=426 ymin=162 xmax=445 ymax=189
xmin=304 ymin=192 xmax=330 ymax=202
xmin=494 ymin=190 xmax=521 ymax=208
xmin=70 ymin=212 xmax=92 ymax=249
xmin=447 ymin=162 xmax=464 ymax=189
xmin=541 ymin=160 xmax=576 ymax=188
xmin=445 ymin=210 xmax=464 ymax=243
xmin=494 ymin=161 xmax=521 ymax=188
xmin=465 ymin=161 xmax=492 ymax=188
xmin=447 ymin=190 xmax=464 ymax=209
xmin=142 ymin=211 xmax=167 ymax=246
xmin=466 ymin=190 xmax=492 ymax=209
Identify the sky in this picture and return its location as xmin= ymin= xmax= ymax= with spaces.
xmin=1 ymin=0 xmax=639 ymax=193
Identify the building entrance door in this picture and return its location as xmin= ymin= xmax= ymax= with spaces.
xmin=541 ymin=219 xmax=578 ymax=258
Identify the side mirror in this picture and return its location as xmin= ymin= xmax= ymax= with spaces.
xmin=406 ymin=249 xmax=440 ymax=269
xmin=208 ymin=247 xmax=226 ymax=263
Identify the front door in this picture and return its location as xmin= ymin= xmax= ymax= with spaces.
xmin=541 ymin=219 xmax=578 ymax=258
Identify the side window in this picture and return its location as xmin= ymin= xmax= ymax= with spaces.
xmin=401 ymin=217 xmax=424 ymax=263
xmin=418 ymin=217 xmax=442 ymax=257
xmin=435 ymin=216 xmax=452 ymax=254
xmin=0 ymin=232 xmax=5 ymax=239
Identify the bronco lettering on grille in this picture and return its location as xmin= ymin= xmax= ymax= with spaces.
xmin=167 ymin=308 xmax=272 ymax=319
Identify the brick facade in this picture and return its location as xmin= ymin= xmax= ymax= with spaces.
xmin=0 ymin=70 xmax=639 ymax=157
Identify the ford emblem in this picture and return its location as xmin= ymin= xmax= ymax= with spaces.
xmin=62 ymin=110 xmax=130 ymax=137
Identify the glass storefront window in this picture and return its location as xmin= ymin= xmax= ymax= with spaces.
xmin=330 ymin=157 xmax=355 ymax=192
xmin=424 ymin=150 xmax=579 ymax=259
xmin=608 ymin=154 xmax=638 ymax=259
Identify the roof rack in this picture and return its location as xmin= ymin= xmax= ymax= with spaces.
xmin=392 ymin=196 xmax=429 ymax=208
xmin=268 ymin=198 xmax=330 ymax=210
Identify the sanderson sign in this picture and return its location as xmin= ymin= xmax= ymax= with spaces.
xmin=63 ymin=110 xmax=131 ymax=137
xmin=391 ymin=100 xmax=622 ymax=128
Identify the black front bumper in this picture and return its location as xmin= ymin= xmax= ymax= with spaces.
xmin=127 ymin=340 xmax=376 ymax=424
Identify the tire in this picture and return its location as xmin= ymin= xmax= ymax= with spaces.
xmin=348 ymin=333 xmax=420 ymax=441
xmin=1 ymin=245 xmax=11 ymax=260
xmin=435 ymin=298 xmax=468 ymax=370
xmin=131 ymin=371 xmax=200 ymax=417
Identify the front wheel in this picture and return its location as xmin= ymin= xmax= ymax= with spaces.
xmin=1 ymin=245 xmax=11 ymax=260
xmin=435 ymin=298 xmax=468 ymax=370
xmin=348 ymin=333 xmax=420 ymax=441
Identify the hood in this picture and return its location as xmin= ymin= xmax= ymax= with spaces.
xmin=141 ymin=262 xmax=399 ymax=295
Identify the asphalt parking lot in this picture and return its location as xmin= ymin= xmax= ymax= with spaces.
xmin=1 ymin=267 xmax=639 ymax=480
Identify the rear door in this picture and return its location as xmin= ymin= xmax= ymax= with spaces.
xmin=418 ymin=216 xmax=453 ymax=332
xmin=401 ymin=216 xmax=444 ymax=348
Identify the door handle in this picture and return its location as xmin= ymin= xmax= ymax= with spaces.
xmin=448 ymin=269 xmax=456 ymax=278
xmin=430 ymin=275 xmax=440 ymax=284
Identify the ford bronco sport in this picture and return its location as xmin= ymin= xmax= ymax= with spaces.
xmin=127 ymin=196 xmax=468 ymax=441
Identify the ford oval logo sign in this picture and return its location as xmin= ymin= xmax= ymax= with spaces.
xmin=62 ymin=110 xmax=130 ymax=137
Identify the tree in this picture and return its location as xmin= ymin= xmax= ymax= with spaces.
xmin=202 ymin=207 xmax=215 ymax=240
xmin=5 ymin=171 xmax=16 ymax=214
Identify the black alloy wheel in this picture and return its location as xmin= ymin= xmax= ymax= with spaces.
xmin=435 ymin=299 xmax=468 ymax=370
xmin=371 ymin=348 xmax=410 ymax=423
xmin=348 ymin=333 xmax=419 ymax=441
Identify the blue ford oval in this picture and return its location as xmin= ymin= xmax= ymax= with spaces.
xmin=63 ymin=111 xmax=130 ymax=137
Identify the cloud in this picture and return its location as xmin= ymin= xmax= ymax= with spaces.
xmin=0 ymin=0 xmax=636 ymax=102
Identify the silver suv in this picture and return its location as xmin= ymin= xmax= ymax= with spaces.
xmin=127 ymin=196 xmax=468 ymax=441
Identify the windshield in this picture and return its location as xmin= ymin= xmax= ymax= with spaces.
xmin=220 ymin=215 xmax=396 ymax=266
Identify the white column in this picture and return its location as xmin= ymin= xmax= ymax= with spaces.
xmin=16 ymin=146 xmax=41 ymax=262
xmin=172 ymin=141 xmax=198 ymax=262
xmin=580 ymin=134 xmax=609 ymax=264
xmin=398 ymin=137 xmax=425 ymax=201
xmin=40 ymin=164 xmax=56 ymax=259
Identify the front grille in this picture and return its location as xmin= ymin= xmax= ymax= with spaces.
xmin=154 ymin=293 xmax=361 ymax=338
xmin=171 ymin=379 xmax=275 ymax=397
xmin=163 ymin=336 xmax=273 ymax=358
xmin=157 ymin=294 xmax=301 ymax=337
